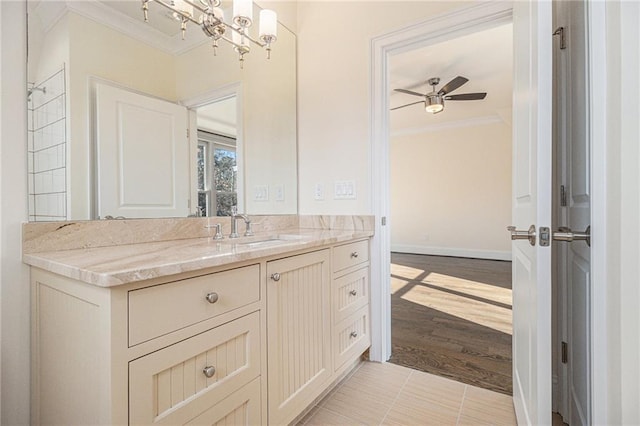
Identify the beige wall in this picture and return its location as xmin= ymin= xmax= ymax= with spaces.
xmin=1 ymin=1 xmax=30 ymax=424
xmin=296 ymin=1 xmax=470 ymax=214
xmin=390 ymin=121 xmax=512 ymax=260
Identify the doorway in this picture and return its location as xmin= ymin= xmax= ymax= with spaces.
xmin=195 ymin=95 xmax=239 ymax=217
xmin=386 ymin=22 xmax=514 ymax=394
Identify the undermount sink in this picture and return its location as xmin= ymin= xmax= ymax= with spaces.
xmin=232 ymin=234 xmax=308 ymax=248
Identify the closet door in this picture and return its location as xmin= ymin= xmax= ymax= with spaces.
xmin=95 ymin=83 xmax=190 ymax=218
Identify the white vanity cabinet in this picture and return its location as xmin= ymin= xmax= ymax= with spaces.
xmin=31 ymin=263 xmax=265 ymax=426
xmin=266 ymin=249 xmax=332 ymax=426
xmin=332 ymin=240 xmax=371 ymax=374
xmin=30 ymin=236 xmax=372 ymax=425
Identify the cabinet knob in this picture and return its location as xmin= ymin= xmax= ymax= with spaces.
xmin=350 ymin=331 xmax=358 ymax=338
xmin=349 ymin=289 xmax=357 ymax=296
xmin=271 ymin=273 xmax=281 ymax=281
xmin=202 ymin=365 xmax=216 ymax=378
xmin=205 ymin=292 xmax=219 ymax=304
xmin=350 ymin=252 xmax=359 ymax=258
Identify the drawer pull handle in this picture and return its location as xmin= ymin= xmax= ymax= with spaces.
xmin=349 ymin=290 xmax=358 ymax=296
xmin=350 ymin=331 xmax=358 ymax=338
xmin=271 ymin=273 xmax=281 ymax=281
xmin=205 ymin=292 xmax=219 ymax=304
xmin=350 ymin=252 xmax=359 ymax=258
xmin=202 ymin=366 xmax=216 ymax=378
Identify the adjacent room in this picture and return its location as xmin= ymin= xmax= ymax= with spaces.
xmin=388 ymin=22 xmax=514 ymax=395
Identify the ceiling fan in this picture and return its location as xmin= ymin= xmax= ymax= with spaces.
xmin=391 ymin=76 xmax=487 ymax=114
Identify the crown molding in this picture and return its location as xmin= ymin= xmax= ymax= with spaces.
xmin=35 ymin=0 xmax=208 ymax=56
xmin=390 ymin=114 xmax=507 ymax=138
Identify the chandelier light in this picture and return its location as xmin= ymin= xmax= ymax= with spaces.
xmin=141 ymin=0 xmax=278 ymax=67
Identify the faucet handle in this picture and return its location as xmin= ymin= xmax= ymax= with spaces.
xmin=244 ymin=221 xmax=254 ymax=237
xmin=205 ymin=223 xmax=225 ymax=240
xmin=213 ymin=223 xmax=224 ymax=240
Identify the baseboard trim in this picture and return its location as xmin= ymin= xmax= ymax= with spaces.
xmin=391 ymin=244 xmax=512 ymax=261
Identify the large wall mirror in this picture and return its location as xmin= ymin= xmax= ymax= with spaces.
xmin=27 ymin=0 xmax=297 ymax=221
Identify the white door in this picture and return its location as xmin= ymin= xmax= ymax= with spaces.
xmin=555 ymin=0 xmax=592 ymax=423
xmin=510 ymin=1 xmax=553 ymax=425
xmin=95 ymin=83 xmax=190 ymax=218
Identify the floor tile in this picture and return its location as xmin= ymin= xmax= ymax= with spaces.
xmin=303 ymin=362 xmax=518 ymax=426
xmin=404 ymin=369 xmax=466 ymax=410
xmin=460 ymin=385 xmax=517 ymax=425
xmin=303 ymin=407 xmax=366 ymax=425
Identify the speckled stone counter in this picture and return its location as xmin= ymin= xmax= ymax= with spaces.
xmin=22 ymin=215 xmax=374 ymax=287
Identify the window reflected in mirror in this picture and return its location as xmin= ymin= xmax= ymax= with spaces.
xmin=197 ymin=131 xmax=237 ymax=217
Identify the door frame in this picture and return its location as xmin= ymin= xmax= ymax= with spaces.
xmin=368 ymin=0 xmax=512 ymax=362
xmin=369 ymin=0 xmax=609 ymax=421
xmin=585 ymin=1 xmax=608 ymax=423
xmin=182 ymin=83 xmax=245 ymax=213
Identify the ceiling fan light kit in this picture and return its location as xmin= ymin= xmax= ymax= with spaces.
xmin=424 ymin=94 xmax=444 ymax=113
xmin=141 ymin=0 xmax=278 ymax=67
xmin=392 ymin=75 xmax=487 ymax=114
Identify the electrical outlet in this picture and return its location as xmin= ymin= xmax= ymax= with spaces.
xmin=274 ymin=184 xmax=284 ymax=201
xmin=314 ymin=183 xmax=324 ymax=200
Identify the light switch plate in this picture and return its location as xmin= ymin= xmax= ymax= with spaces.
xmin=254 ymin=185 xmax=269 ymax=201
xmin=334 ymin=180 xmax=356 ymax=200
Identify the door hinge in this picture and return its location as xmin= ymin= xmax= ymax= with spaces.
xmin=560 ymin=185 xmax=567 ymax=207
xmin=187 ymin=128 xmax=190 ymax=138
xmin=561 ymin=341 xmax=568 ymax=364
xmin=381 ymin=216 xmax=387 ymax=226
xmin=553 ymin=27 xmax=567 ymax=50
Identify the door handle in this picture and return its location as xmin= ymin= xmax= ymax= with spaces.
xmin=553 ymin=225 xmax=590 ymax=247
xmin=507 ymin=225 xmax=536 ymax=246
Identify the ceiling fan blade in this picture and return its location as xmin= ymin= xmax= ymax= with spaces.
xmin=390 ymin=100 xmax=424 ymax=111
xmin=438 ymin=76 xmax=469 ymax=96
xmin=444 ymin=92 xmax=487 ymax=101
xmin=394 ymin=88 xmax=426 ymax=97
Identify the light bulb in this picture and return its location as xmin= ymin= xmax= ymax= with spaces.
xmin=233 ymin=0 xmax=253 ymax=27
xmin=259 ymin=9 xmax=277 ymax=39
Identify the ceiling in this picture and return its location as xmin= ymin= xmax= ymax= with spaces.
xmin=389 ymin=23 xmax=513 ymax=134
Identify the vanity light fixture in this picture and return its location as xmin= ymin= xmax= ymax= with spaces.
xmin=141 ymin=0 xmax=277 ymax=68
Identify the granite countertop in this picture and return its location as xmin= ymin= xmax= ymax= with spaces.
xmin=23 ymin=228 xmax=373 ymax=287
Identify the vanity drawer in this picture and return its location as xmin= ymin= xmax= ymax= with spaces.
xmin=128 ymin=264 xmax=260 ymax=346
xmin=333 ymin=267 xmax=369 ymax=324
xmin=333 ymin=240 xmax=369 ymax=273
xmin=334 ymin=306 xmax=370 ymax=371
xmin=129 ymin=312 xmax=261 ymax=425
xmin=185 ymin=377 xmax=261 ymax=425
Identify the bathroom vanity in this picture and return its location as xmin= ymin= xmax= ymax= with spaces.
xmin=24 ymin=217 xmax=372 ymax=425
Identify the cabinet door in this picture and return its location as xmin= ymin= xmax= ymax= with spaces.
xmin=185 ymin=377 xmax=261 ymax=426
xmin=266 ymin=250 xmax=332 ymax=426
xmin=129 ymin=312 xmax=260 ymax=425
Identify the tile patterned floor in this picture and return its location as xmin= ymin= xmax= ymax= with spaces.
xmin=298 ymin=362 xmax=517 ymax=426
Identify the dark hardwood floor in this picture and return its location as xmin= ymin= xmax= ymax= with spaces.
xmin=389 ymin=252 xmax=513 ymax=395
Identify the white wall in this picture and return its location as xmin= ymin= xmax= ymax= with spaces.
xmin=296 ymin=1 xmax=471 ymax=214
xmin=1 ymin=1 xmax=30 ymax=424
xmin=602 ymin=1 xmax=640 ymax=424
xmin=390 ymin=121 xmax=512 ymax=260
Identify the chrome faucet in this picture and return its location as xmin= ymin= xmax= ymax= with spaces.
xmin=229 ymin=206 xmax=253 ymax=238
